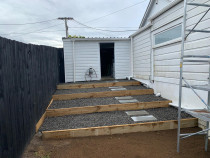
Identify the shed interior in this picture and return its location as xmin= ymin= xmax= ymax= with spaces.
xmin=100 ymin=43 xmax=114 ymax=78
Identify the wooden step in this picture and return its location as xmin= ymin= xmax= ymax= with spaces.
xmin=52 ymin=89 xmax=154 ymax=101
xmin=46 ymin=100 xmax=171 ymax=117
xmin=42 ymin=118 xmax=198 ymax=140
xmin=57 ymin=81 xmax=140 ymax=89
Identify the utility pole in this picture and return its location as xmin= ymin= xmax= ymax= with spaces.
xmin=58 ymin=17 xmax=73 ymax=38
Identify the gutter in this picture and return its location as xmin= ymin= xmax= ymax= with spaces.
xmin=139 ymin=0 xmax=153 ymax=28
xmin=130 ymin=37 xmax=134 ymax=77
xmin=63 ymin=37 xmax=130 ymax=41
xmin=130 ymin=23 xmax=152 ymax=37
xmin=72 ymin=40 xmax=75 ymax=82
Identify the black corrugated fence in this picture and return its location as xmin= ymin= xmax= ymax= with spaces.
xmin=0 ymin=37 xmax=64 ymax=158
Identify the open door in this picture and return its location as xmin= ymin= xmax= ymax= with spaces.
xmin=100 ymin=43 xmax=114 ymax=79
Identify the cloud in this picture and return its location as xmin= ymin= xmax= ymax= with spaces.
xmin=0 ymin=0 xmax=149 ymax=48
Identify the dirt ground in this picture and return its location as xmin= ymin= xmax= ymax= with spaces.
xmin=22 ymin=127 xmax=210 ymax=158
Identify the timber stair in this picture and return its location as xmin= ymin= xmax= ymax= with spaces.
xmin=38 ymin=80 xmax=197 ymax=140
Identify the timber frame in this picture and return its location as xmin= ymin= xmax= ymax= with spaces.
xmin=35 ymin=99 xmax=53 ymax=132
xmin=53 ymin=89 xmax=154 ymax=100
xmin=42 ymin=118 xmax=198 ymax=140
xmin=46 ymin=100 xmax=171 ymax=117
xmin=57 ymin=81 xmax=140 ymax=89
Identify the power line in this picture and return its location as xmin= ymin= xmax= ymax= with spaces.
xmin=0 ymin=20 xmax=60 ymax=36
xmin=0 ymin=30 xmax=65 ymax=36
xmin=3 ymin=23 xmax=63 ymax=37
xmin=85 ymin=0 xmax=147 ymax=23
xmin=73 ymin=19 xmax=137 ymax=32
xmin=0 ymin=18 xmax=57 ymax=25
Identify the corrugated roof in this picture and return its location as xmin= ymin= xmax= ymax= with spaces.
xmin=62 ymin=37 xmax=131 ymax=41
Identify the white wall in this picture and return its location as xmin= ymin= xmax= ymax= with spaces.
xmin=63 ymin=39 xmax=131 ymax=82
xmin=115 ymin=41 xmax=131 ymax=79
xmin=75 ymin=41 xmax=101 ymax=82
xmin=63 ymin=40 xmax=73 ymax=82
xmin=133 ymin=0 xmax=210 ymax=109
xmin=133 ymin=28 xmax=152 ymax=81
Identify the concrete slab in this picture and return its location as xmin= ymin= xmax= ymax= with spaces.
xmin=131 ymin=115 xmax=157 ymax=122
xmin=109 ymin=86 xmax=123 ymax=89
xmin=118 ymin=99 xmax=138 ymax=103
xmin=125 ymin=110 xmax=149 ymax=116
xmin=115 ymin=96 xmax=133 ymax=100
xmin=111 ymin=88 xmax=127 ymax=91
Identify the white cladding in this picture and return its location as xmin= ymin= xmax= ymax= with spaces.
xmin=63 ymin=39 xmax=131 ymax=82
xmin=132 ymin=0 xmax=210 ymax=109
xmin=141 ymin=0 xmax=172 ymax=27
xmin=115 ymin=41 xmax=131 ymax=79
xmin=133 ymin=28 xmax=151 ymax=80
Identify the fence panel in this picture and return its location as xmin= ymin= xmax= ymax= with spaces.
xmin=0 ymin=37 xmax=64 ymax=158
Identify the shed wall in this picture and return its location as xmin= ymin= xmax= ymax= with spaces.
xmin=115 ymin=41 xmax=131 ymax=79
xmin=63 ymin=40 xmax=131 ymax=82
xmin=75 ymin=41 xmax=100 ymax=81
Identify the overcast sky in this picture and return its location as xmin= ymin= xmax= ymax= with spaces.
xmin=0 ymin=0 xmax=149 ymax=48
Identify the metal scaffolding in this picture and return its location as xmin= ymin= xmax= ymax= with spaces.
xmin=177 ymin=0 xmax=210 ymax=152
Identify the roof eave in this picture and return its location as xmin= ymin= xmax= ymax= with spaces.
xmin=139 ymin=0 xmax=153 ymax=28
xmin=62 ymin=37 xmax=131 ymax=41
xmin=149 ymin=0 xmax=183 ymax=21
xmin=130 ymin=22 xmax=152 ymax=37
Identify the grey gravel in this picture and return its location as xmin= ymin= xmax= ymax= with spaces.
xmin=40 ymin=111 xmax=134 ymax=131
xmin=50 ymin=94 xmax=167 ymax=109
xmin=54 ymin=85 xmax=148 ymax=95
xmin=54 ymin=87 xmax=111 ymax=95
xmin=145 ymin=107 xmax=192 ymax=122
xmin=133 ymin=94 xmax=166 ymax=102
xmin=40 ymin=106 xmax=193 ymax=131
xmin=49 ymin=97 xmax=120 ymax=109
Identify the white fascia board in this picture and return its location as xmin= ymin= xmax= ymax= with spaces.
xmin=130 ymin=23 xmax=152 ymax=37
xmin=139 ymin=0 xmax=153 ymax=28
xmin=149 ymin=0 xmax=183 ymax=21
xmin=62 ymin=38 xmax=131 ymax=42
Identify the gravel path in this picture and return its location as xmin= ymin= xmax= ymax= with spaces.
xmin=145 ymin=107 xmax=192 ymax=122
xmin=133 ymin=95 xmax=167 ymax=102
xmin=54 ymin=85 xmax=148 ymax=95
xmin=49 ymin=97 xmax=120 ymax=109
xmin=40 ymin=111 xmax=133 ymax=131
xmin=49 ymin=94 xmax=166 ymax=109
xmin=40 ymin=107 xmax=193 ymax=131
xmin=54 ymin=87 xmax=111 ymax=95
xmin=124 ymin=85 xmax=149 ymax=90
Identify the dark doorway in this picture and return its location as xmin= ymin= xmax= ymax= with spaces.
xmin=100 ymin=43 xmax=114 ymax=78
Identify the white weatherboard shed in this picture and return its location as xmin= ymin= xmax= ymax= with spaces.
xmin=130 ymin=0 xmax=210 ymax=112
xmin=63 ymin=38 xmax=131 ymax=82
